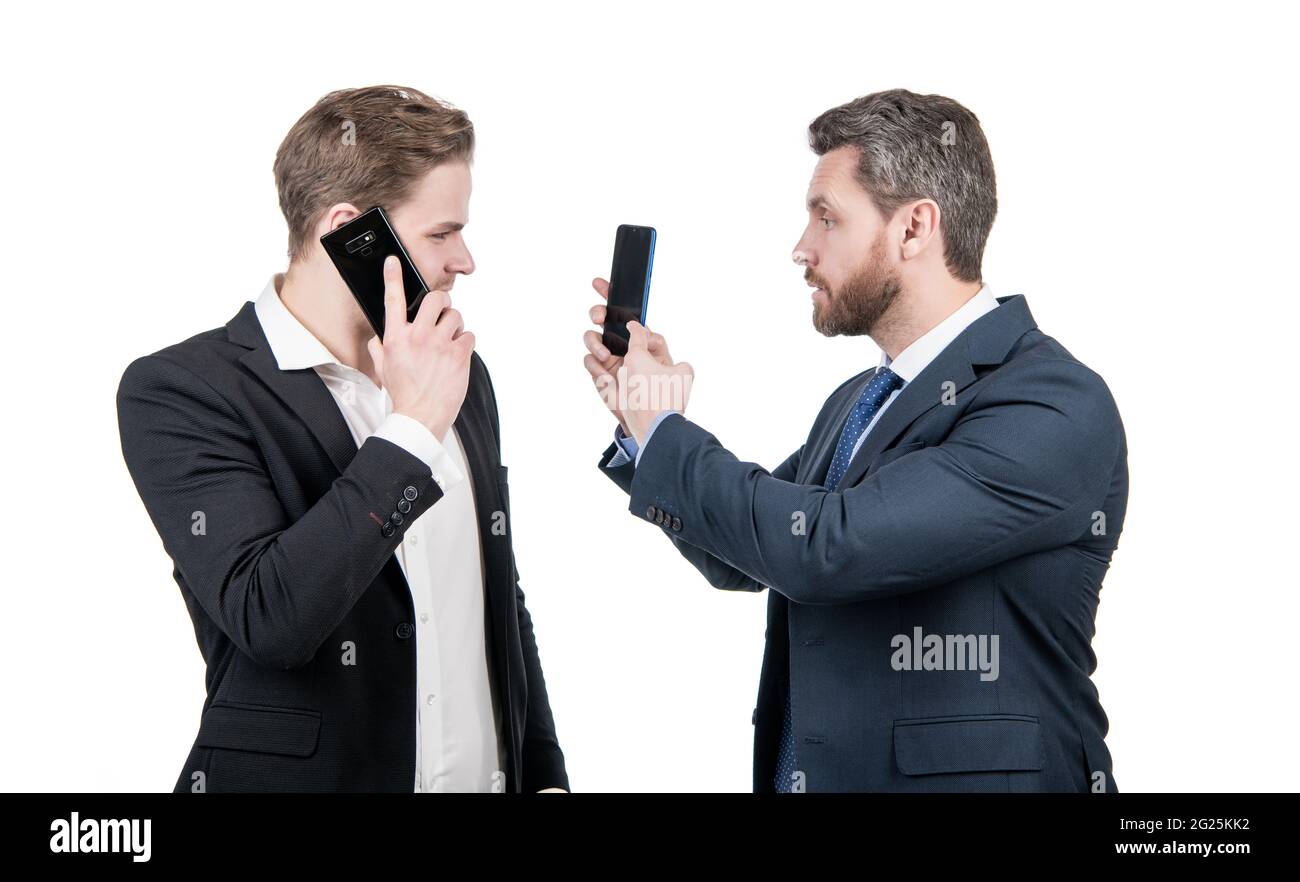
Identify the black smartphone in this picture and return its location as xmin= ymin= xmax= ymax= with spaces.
xmin=601 ymin=224 xmax=656 ymax=357
xmin=320 ymin=206 xmax=429 ymax=339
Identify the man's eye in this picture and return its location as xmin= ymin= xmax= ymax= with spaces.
xmin=429 ymin=233 xmax=448 ymax=241
xmin=820 ymin=217 xmax=834 ymax=230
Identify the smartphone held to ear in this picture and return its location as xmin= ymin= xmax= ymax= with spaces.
xmin=602 ymin=224 xmax=656 ymax=357
xmin=321 ymin=206 xmax=429 ymax=339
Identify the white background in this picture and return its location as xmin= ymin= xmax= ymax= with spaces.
xmin=1 ymin=0 xmax=1296 ymax=792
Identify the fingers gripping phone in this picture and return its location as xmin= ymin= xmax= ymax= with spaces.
xmin=320 ymin=206 xmax=429 ymax=339
xmin=601 ymin=224 xmax=656 ymax=357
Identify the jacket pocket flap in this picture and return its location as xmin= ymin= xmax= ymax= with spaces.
xmin=196 ymin=702 xmax=321 ymax=758
xmin=893 ymin=714 xmax=1044 ymax=775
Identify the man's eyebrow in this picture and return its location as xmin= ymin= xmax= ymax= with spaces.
xmin=433 ymin=221 xmax=465 ymax=232
xmin=806 ymin=195 xmax=831 ymax=212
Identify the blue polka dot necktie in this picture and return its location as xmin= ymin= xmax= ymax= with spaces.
xmin=824 ymin=366 xmax=905 ymax=492
xmin=773 ymin=366 xmax=904 ymax=792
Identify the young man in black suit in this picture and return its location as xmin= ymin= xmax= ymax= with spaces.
xmin=117 ymin=85 xmax=568 ymax=793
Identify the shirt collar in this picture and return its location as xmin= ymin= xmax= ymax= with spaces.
xmin=880 ymin=283 xmax=1001 ymax=382
xmin=254 ymin=273 xmax=346 ymax=372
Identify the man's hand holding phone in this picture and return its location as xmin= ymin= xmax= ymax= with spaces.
xmin=583 ymin=276 xmax=691 ymax=446
xmin=368 ymin=255 xmax=475 ymax=440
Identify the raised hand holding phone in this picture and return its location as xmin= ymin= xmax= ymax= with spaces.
xmin=583 ymin=275 xmax=676 ymax=438
xmin=620 ymin=319 xmax=693 ymax=445
xmin=367 ymin=255 xmax=475 ymax=441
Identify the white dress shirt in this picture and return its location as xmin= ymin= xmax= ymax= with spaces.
xmin=848 ymin=283 xmax=1000 ymax=460
xmin=255 ymin=273 xmax=504 ymax=793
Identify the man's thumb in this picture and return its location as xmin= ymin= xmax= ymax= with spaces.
xmin=626 ymin=320 xmax=649 ymax=350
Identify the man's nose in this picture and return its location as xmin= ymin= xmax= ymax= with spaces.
xmin=792 ymin=232 xmax=815 ymax=266
xmin=451 ymin=245 xmax=475 ymax=276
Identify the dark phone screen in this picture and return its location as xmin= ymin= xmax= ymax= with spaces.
xmin=602 ymin=225 xmax=656 ymax=356
xmin=320 ymin=206 xmax=429 ymax=339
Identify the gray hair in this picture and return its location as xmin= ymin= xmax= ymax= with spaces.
xmin=808 ymin=89 xmax=997 ymax=282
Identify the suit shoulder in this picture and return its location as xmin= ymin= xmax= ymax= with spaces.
xmin=117 ymin=318 xmax=245 ymax=404
xmin=986 ymin=331 xmax=1123 ymax=432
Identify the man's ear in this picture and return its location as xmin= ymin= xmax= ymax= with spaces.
xmin=318 ymin=202 xmax=364 ymax=239
xmin=899 ymin=199 xmax=941 ymax=261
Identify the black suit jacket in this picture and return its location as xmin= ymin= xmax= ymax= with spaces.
xmin=117 ymin=301 xmax=567 ymax=793
xmin=599 ymin=295 xmax=1126 ymax=792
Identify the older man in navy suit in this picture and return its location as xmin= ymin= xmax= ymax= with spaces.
xmin=583 ymin=89 xmax=1126 ymax=793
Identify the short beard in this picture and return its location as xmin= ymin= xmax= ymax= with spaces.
xmin=811 ymin=232 xmax=902 ymax=337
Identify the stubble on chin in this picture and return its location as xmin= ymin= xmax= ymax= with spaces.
xmin=812 ymin=274 xmax=901 ymax=338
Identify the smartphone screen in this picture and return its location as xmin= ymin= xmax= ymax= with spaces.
xmin=320 ymin=206 xmax=429 ymax=339
xmin=601 ymin=224 xmax=656 ymax=357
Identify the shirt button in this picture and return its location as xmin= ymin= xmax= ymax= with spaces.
xmin=419 ymin=612 xmax=429 ymax=623
xmin=426 ymin=694 xmax=437 ymax=705
xmin=409 ymin=534 xmax=419 ymax=545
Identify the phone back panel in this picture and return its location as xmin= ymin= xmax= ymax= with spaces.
xmin=320 ymin=206 xmax=429 ymax=338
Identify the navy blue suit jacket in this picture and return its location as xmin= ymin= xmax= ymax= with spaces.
xmin=598 ymin=295 xmax=1126 ymax=792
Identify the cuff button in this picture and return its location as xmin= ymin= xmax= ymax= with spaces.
xmin=403 ymin=486 xmax=419 ymax=501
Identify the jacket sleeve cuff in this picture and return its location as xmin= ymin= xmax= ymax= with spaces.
xmin=522 ymin=743 xmax=571 ymax=793
xmin=373 ymin=412 xmax=466 ymax=493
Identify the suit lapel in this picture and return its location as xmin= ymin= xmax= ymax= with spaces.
xmin=451 ymin=368 xmax=512 ymax=710
xmin=835 ymin=348 xmax=975 ymax=491
xmin=804 ymin=368 xmax=879 ymax=485
xmin=450 ymin=362 xmax=523 ymax=768
xmin=832 ymin=295 xmax=1038 ymax=491
xmin=228 ymin=302 xmax=360 ymax=476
